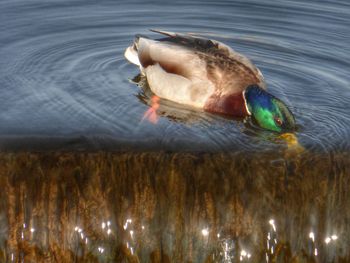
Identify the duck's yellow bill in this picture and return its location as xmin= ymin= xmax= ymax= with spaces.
xmin=279 ymin=132 xmax=305 ymax=153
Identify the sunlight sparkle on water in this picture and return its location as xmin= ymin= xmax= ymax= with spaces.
xmin=201 ymin=228 xmax=209 ymax=236
xmin=240 ymin=249 xmax=251 ymax=261
xmin=269 ymin=219 xmax=276 ymax=232
xmin=309 ymin=231 xmax=315 ymax=242
xmin=325 ymin=234 xmax=339 ymax=244
xmin=123 ymin=218 xmax=132 ymax=230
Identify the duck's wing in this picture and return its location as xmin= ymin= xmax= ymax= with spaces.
xmin=150 ymin=30 xmax=265 ymax=88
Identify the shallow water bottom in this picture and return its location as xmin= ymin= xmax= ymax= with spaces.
xmin=0 ymin=151 xmax=349 ymax=262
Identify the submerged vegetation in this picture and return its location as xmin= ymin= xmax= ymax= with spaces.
xmin=0 ymin=152 xmax=349 ymax=262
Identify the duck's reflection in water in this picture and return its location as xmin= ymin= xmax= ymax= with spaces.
xmin=0 ymin=152 xmax=349 ymax=262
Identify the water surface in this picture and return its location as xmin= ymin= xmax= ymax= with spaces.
xmin=1 ymin=0 xmax=350 ymax=152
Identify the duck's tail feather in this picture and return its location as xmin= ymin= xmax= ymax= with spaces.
xmin=124 ymin=37 xmax=141 ymax=67
xmin=149 ymin=29 xmax=217 ymax=50
xmin=125 ymin=34 xmax=150 ymax=67
xmin=149 ymin=29 xmax=176 ymax=38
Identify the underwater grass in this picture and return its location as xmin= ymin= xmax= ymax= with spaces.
xmin=0 ymin=151 xmax=349 ymax=262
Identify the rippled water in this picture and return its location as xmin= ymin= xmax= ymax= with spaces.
xmin=1 ymin=0 xmax=350 ymax=152
xmin=1 ymin=0 xmax=350 ymax=262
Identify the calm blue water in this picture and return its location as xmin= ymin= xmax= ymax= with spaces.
xmin=1 ymin=0 xmax=350 ymax=152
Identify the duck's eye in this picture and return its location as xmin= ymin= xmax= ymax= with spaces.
xmin=274 ymin=116 xmax=282 ymax=126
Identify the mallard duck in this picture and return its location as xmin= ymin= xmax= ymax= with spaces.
xmin=124 ymin=30 xmax=295 ymax=132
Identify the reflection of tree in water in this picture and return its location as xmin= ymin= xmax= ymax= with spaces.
xmin=0 ymin=152 xmax=349 ymax=262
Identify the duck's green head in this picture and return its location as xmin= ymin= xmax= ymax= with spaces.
xmin=244 ymin=85 xmax=296 ymax=132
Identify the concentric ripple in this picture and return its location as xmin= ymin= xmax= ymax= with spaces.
xmin=0 ymin=0 xmax=349 ymax=152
